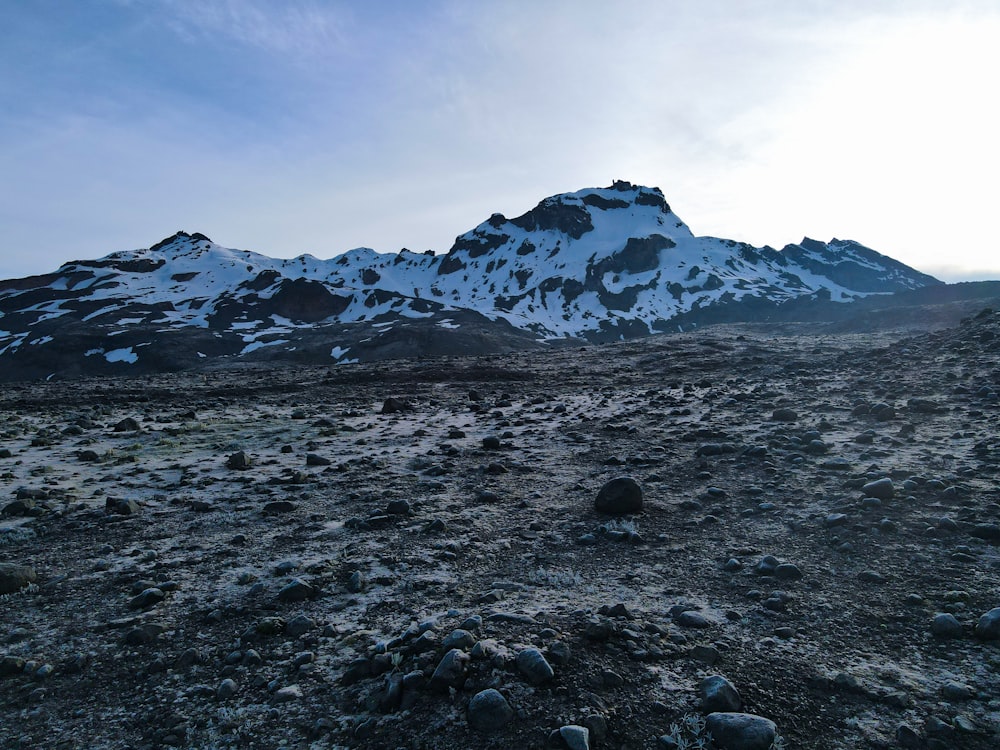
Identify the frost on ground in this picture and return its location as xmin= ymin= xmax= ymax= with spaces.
xmin=1 ymin=315 xmax=1000 ymax=749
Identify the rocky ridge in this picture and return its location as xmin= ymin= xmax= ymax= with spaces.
xmin=0 ymin=181 xmax=942 ymax=381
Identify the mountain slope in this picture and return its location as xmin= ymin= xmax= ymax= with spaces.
xmin=0 ymin=181 xmax=942 ymax=380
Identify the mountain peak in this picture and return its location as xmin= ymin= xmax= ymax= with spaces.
xmin=0 ymin=182 xmax=943 ymax=380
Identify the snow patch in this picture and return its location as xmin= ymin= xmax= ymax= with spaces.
xmin=105 ymin=347 xmax=138 ymax=364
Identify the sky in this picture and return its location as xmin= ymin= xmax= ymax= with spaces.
xmin=1 ymin=0 xmax=998 ymax=282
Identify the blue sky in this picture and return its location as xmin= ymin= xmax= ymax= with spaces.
xmin=1 ymin=0 xmax=998 ymax=281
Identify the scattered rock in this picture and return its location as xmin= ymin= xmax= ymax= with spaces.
xmin=516 ymin=647 xmax=554 ymax=685
xmin=699 ymin=675 xmax=742 ymax=713
xmin=594 ymin=477 xmax=643 ymax=515
xmin=861 ymin=478 xmax=894 ymax=500
xmin=467 ymin=689 xmax=514 ymax=733
xmin=0 ymin=563 xmax=37 ymax=594
xmin=704 ymin=712 xmax=777 ymax=750
xmin=226 ymin=451 xmax=252 ymax=470
xmin=974 ymin=607 xmax=1000 ymax=639
xmin=930 ymin=613 xmax=964 ymax=639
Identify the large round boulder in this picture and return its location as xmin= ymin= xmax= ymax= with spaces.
xmin=595 ymin=477 xmax=643 ymax=515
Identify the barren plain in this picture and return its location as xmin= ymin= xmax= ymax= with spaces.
xmin=2 ymin=314 xmax=1000 ymax=749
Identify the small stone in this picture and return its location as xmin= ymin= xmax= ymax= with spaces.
xmin=441 ymin=629 xmax=476 ymax=651
xmin=771 ymin=408 xmax=798 ymax=422
xmin=347 ymin=571 xmax=365 ymax=593
xmin=861 ymin=478 xmax=894 ymax=500
xmin=272 ymin=684 xmax=302 ymax=702
xmin=226 ymin=451 xmax=252 ymax=470
xmin=380 ymin=397 xmax=411 ymax=414
xmin=557 ymin=725 xmax=591 ymax=750
xmin=930 ymin=613 xmax=964 ymax=639
xmin=430 ymin=649 xmax=469 ymax=690
xmin=128 ymin=587 xmax=165 ymax=610
xmin=0 ymin=563 xmax=37 ymax=594
xmin=675 ymin=610 xmax=710 ymax=629
xmin=941 ymin=681 xmax=975 ymax=701
xmin=516 ymin=647 xmax=554 ymax=685
xmin=482 ymin=436 xmax=502 ymax=450
xmin=467 ymin=689 xmax=513 ymax=733
xmin=285 ymin=614 xmax=316 ymax=638
xmin=305 ymin=453 xmax=331 ymax=466
xmin=773 ymin=563 xmax=802 ymax=581
xmin=277 ymin=578 xmax=315 ymax=603
xmin=896 ymin=724 xmax=922 ymax=748
xmin=595 ymin=477 xmax=643 ymax=515
xmin=974 ymin=607 xmax=1000 ymax=639
xmin=858 ymin=570 xmax=886 ymax=584
xmin=105 ymin=497 xmax=140 ymax=515
xmin=114 ymin=417 xmax=140 ymax=432
xmin=386 ymin=499 xmax=411 ymax=515
xmin=217 ymin=679 xmax=238 ymax=700
xmin=700 ymin=674 xmax=742 ymax=713
xmin=705 ymin=712 xmax=777 ymax=750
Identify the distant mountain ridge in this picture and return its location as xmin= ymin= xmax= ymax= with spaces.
xmin=0 ymin=181 xmax=944 ymax=380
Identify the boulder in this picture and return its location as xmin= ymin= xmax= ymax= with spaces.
xmin=595 ymin=477 xmax=643 ymax=515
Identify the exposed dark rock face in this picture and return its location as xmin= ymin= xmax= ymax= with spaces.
xmin=0 ymin=182 xmax=960 ymax=383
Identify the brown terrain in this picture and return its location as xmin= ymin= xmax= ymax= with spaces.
xmin=2 ymin=313 xmax=1000 ymax=749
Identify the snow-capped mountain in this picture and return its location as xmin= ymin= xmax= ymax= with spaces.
xmin=0 ymin=181 xmax=940 ymax=380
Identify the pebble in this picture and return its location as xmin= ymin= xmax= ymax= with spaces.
xmin=277 ymin=578 xmax=315 ymax=602
xmin=128 ymin=588 xmax=165 ymax=610
xmin=974 ymin=607 xmax=1000 ymax=639
xmin=675 ymin=610 xmax=710 ymax=629
xmin=516 ymin=647 xmax=554 ymax=685
xmin=594 ymin=477 xmax=643 ymax=515
xmin=699 ymin=674 xmax=742 ymax=712
xmin=553 ymin=725 xmax=591 ymax=750
xmin=930 ymin=613 xmax=964 ymax=639
xmin=285 ymin=614 xmax=316 ymax=638
xmin=0 ymin=563 xmax=37 ymax=594
xmin=467 ymin=689 xmax=513 ymax=733
xmin=430 ymin=649 xmax=469 ymax=690
xmin=217 ymin=679 xmax=238 ymax=700
xmin=861 ymin=477 xmax=894 ymax=500
xmin=272 ymin=685 xmax=302 ymax=702
xmin=704 ymin=712 xmax=777 ymax=750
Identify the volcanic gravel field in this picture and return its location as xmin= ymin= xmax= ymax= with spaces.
xmin=2 ymin=313 xmax=1000 ymax=749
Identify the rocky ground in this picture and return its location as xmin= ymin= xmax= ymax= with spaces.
xmin=2 ymin=312 xmax=1000 ymax=750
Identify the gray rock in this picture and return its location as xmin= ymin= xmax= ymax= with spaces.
xmin=114 ymin=417 xmax=140 ymax=432
xmin=285 ymin=614 xmax=316 ymax=638
xmin=974 ymin=607 xmax=1000 ymax=639
xmin=699 ymin=675 xmax=742 ymax=713
xmin=277 ymin=578 xmax=315 ymax=603
xmin=676 ymin=610 xmax=711 ymax=629
xmin=430 ymin=648 xmax=469 ymax=690
xmin=861 ymin=478 xmax=894 ymax=500
xmin=105 ymin=497 xmax=140 ymax=515
xmin=467 ymin=689 xmax=513 ymax=733
xmin=705 ymin=712 xmax=777 ymax=750
xmin=771 ymin=408 xmax=798 ymax=422
xmin=773 ymin=563 xmax=802 ymax=581
xmin=516 ymin=647 xmax=554 ymax=685
xmin=226 ymin=451 xmax=252 ymax=470
xmin=128 ymin=587 xmax=165 ymax=610
xmin=595 ymin=477 xmax=643 ymax=515
xmin=555 ymin=725 xmax=591 ymax=750
xmin=0 ymin=563 xmax=37 ymax=594
xmin=441 ymin=629 xmax=477 ymax=651
xmin=217 ymin=678 xmax=238 ymax=700
xmin=930 ymin=613 xmax=964 ymax=639
xmin=941 ymin=681 xmax=975 ymax=700
xmin=272 ymin=684 xmax=302 ymax=702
